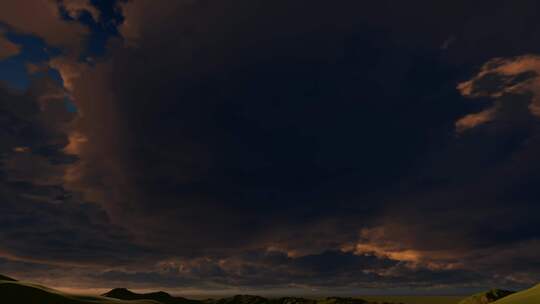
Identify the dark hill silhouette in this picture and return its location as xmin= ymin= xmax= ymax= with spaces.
xmin=274 ymin=297 xmax=317 ymax=304
xmin=103 ymin=287 xmax=200 ymax=304
xmin=0 ymin=279 xmax=158 ymax=304
xmin=318 ymin=297 xmax=368 ymax=304
xmin=212 ymin=295 xmax=269 ymax=304
xmin=0 ymin=274 xmax=16 ymax=281
xmin=0 ymin=278 xmax=377 ymax=304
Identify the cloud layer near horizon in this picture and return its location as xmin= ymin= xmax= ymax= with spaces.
xmin=0 ymin=0 xmax=540 ymax=294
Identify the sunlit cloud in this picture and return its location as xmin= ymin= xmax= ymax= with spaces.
xmin=457 ymin=55 xmax=540 ymax=132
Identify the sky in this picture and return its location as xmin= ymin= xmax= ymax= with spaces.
xmin=0 ymin=0 xmax=540 ymax=297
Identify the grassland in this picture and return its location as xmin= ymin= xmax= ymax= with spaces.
xmin=490 ymin=284 xmax=540 ymax=304
xmin=359 ymin=295 xmax=463 ymax=304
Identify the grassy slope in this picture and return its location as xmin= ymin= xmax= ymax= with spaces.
xmin=359 ymin=295 xmax=463 ymax=304
xmin=457 ymin=289 xmax=515 ymax=304
xmin=492 ymin=284 xmax=540 ymax=304
xmin=0 ymin=279 xmax=159 ymax=304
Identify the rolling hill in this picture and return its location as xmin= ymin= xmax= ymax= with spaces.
xmin=457 ymin=288 xmax=515 ymax=304
xmin=0 ymin=274 xmax=16 ymax=282
xmin=2 ymin=273 xmax=538 ymax=304
xmin=0 ymin=275 xmax=462 ymax=304
xmin=0 ymin=278 xmax=159 ymax=304
xmin=491 ymin=284 xmax=540 ymax=304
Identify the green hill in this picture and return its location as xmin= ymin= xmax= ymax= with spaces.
xmin=491 ymin=284 xmax=540 ymax=304
xmin=458 ymin=289 xmax=515 ymax=304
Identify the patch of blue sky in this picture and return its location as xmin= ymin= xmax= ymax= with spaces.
xmin=0 ymin=30 xmax=78 ymax=113
xmin=64 ymin=97 xmax=78 ymax=113
xmin=58 ymin=0 xmax=124 ymax=60
xmin=0 ymin=1 xmax=122 ymax=110
xmin=0 ymin=31 xmax=60 ymax=91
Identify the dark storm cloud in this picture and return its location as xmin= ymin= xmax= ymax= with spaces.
xmin=37 ymin=0 xmax=540 ymax=290
xmin=0 ymin=76 xmax=149 ymax=270
xmin=77 ymin=0 xmax=476 ymax=255
xmin=0 ymin=78 xmax=74 ymax=176
xmin=360 ymin=55 xmax=540 ymax=286
xmin=1 ymin=0 xmax=540 ymax=293
xmin=0 ymin=185 xmax=146 ymax=265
